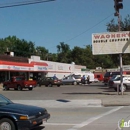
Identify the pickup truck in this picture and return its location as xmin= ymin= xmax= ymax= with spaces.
xmin=3 ymin=76 xmax=37 ymax=91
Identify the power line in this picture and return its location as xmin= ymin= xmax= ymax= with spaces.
xmin=48 ymin=13 xmax=114 ymax=50
xmin=0 ymin=0 xmax=55 ymax=8
xmin=65 ymin=13 xmax=113 ymax=43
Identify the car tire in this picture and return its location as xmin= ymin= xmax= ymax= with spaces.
xmin=0 ymin=118 xmax=16 ymax=130
xmin=57 ymin=85 xmax=60 ymax=87
xmin=73 ymin=81 xmax=77 ymax=85
xmin=17 ymin=85 xmax=22 ymax=91
xmin=3 ymin=85 xmax=9 ymax=91
xmin=28 ymin=88 xmax=33 ymax=91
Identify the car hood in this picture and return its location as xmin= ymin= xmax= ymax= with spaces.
xmin=0 ymin=103 xmax=46 ymax=116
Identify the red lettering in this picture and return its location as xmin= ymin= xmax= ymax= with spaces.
xmin=111 ymin=34 xmax=116 ymax=38
xmin=121 ymin=33 xmax=126 ymax=37
xmin=106 ymin=35 xmax=110 ymax=38
xmin=100 ymin=35 xmax=105 ymax=39
xmin=94 ymin=35 xmax=100 ymax=39
xmin=117 ymin=34 xmax=120 ymax=37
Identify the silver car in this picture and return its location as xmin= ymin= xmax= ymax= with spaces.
xmin=62 ymin=74 xmax=81 ymax=85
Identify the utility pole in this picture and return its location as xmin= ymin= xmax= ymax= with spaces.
xmin=114 ymin=0 xmax=123 ymax=95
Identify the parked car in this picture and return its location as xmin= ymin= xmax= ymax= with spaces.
xmin=103 ymin=71 xmax=120 ymax=85
xmin=110 ymin=75 xmax=130 ymax=92
xmin=38 ymin=77 xmax=62 ymax=87
xmin=3 ymin=76 xmax=37 ymax=91
xmin=61 ymin=74 xmax=81 ymax=85
xmin=103 ymin=71 xmax=130 ymax=85
xmin=0 ymin=94 xmax=50 ymax=130
xmin=108 ymin=75 xmax=120 ymax=88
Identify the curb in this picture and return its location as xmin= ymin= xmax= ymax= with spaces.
xmin=13 ymin=99 xmax=102 ymax=108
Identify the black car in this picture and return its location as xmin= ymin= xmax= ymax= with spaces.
xmin=0 ymin=94 xmax=50 ymax=130
xmin=37 ymin=77 xmax=62 ymax=87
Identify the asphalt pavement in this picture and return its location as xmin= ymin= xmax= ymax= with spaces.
xmin=1 ymin=83 xmax=130 ymax=107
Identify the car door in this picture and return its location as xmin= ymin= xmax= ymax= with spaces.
xmin=41 ymin=77 xmax=47 ymax=85
xmin=69 ymin=76 xmax=75 ymax=84
xmin=126 ymin=76 xmax=130 ymax=88
xmin=62 ymin=76 xmax=70 ymax=84
xmin=7 ymin=78 xmax=14 ymax=88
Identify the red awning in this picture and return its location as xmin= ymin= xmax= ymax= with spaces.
xmin=0 ymin=60 xmax=33 ymax=67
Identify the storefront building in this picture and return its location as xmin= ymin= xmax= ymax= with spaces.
xmin=0 ymin=54 xmax=86 ymax=82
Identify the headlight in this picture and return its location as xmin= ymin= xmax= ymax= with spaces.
xmin=19 ymin=115 xmax=28 ymax=120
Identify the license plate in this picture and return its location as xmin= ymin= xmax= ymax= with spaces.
xmin=30 ymin=85 xmax=32 ymax=87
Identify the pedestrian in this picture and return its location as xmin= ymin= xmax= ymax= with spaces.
xmin=81 ymin=75 xmax=86 ymax=84
xmin=87 ymin=75 xmax=90 ymax=84
xmin=53 ymin=74 xmax=57 ymax=80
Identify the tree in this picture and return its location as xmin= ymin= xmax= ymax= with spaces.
xmin=56 ymin=42 xmax=71 ymax=63
xmin=35 ymin=46 xmax=48 ymax=60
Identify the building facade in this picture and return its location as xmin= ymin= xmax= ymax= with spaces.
xmin=0 ymin=54 xmax=86 ymax=82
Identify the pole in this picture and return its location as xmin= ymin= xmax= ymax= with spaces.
xmin=118 ymin=13 xmax=123 ymax=95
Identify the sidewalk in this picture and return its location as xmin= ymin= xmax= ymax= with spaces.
xmin=101 ymin=92 xmax=130 ymax=107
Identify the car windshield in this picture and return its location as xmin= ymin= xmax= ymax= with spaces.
xmin=114 ymin=77 xmax=121 ymax=81
xmin=0 ymin=94 xmax=13 ymax=105
xmin=110 ymin=75 xmax=119 ymax=80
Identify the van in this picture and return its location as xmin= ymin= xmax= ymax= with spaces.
xmin=94 ymin=73 xmax=104 ymax=81
xmin=71 ymin=72 xmax=95 ymax=83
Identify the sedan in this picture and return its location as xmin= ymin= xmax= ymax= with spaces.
xmin=0 ymin=94 xmax=50 ymax=130
xmin=37 ymin=77 xmax=62 ymax=87
xmin=61 ymin=75 xmax=81 ymax=85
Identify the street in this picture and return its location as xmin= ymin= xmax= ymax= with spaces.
xmin=1 ymin=82 xmax=130 ymax=130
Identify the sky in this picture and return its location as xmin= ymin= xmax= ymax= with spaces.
xmin=0 ymin=0 xmax=129 ymax=53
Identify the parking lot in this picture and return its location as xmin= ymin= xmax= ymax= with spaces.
xmin=1 ymin=82 xmax=130 ymax=130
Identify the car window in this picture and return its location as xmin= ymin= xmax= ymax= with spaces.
xmin=0 ymin=95 xmax=13 ymax=105
xmin=97 ymin=75 xmax=101 ymax=78
xmin=104 ymin=72 xmax=120 ymax=77
xmin=16 ymin=77 xmax=24 ymax=81
xmin=74 ymin=75 xmax=81 ymax=79
xmin=115 ymin=77 xmax=121 ymax=80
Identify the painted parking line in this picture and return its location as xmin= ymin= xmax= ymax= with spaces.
xmin=66 ymin=106 xmax=124 ymax=130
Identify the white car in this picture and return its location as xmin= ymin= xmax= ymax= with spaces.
xmin=111 ymin=75 xmax=130 ymax=92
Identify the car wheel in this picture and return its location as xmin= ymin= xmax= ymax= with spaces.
xmin=28 ymin=88 xmax=33 ymax=90
xmin=119 ymin=85 xmax=127 ymax=92
xmin=57 ymin=85 xmax=60 ymax=87
xmin=17 ymin=85 xmax=22 ymax=91
xmin=73 ymin=81 xmax=77 ymax=85
xmin=0 ymin=118 xmax=16 ymax=130
xmin=3 ymin=85 xmax=9 ymax=91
